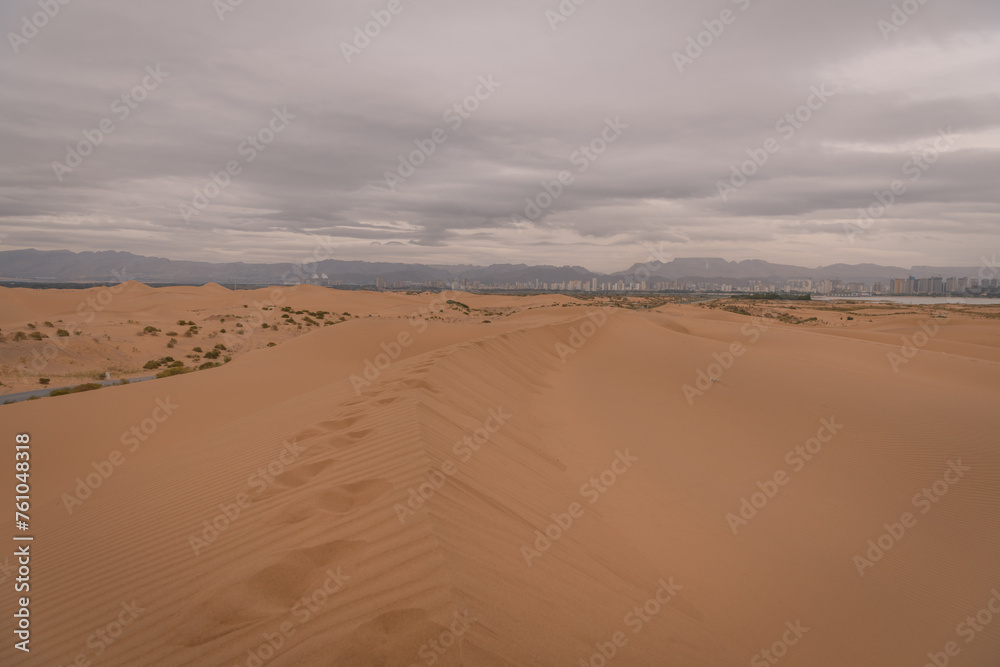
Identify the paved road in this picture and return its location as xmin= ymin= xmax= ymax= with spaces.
xmin=0 ymin=376 xmax=156 ymax=405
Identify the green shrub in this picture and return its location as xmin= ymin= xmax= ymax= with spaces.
xmin=144 ymin=360 xmax=161 ymax=369
xmin=198 ymin=362 xmax=220 ymax=370
xmin=156 ymin=366 xmax=192 ymax=379
xmin=142 ymin=326 xmax=160 ymax=335
xmin=43 ymin=321 xmax=54 ymax=327
xmin=56 ymin=329 xmax=70 ymax=337
xmin=13 ymin=331 xmax=27 ymax=341
xmin=267 ymin=342 xmax=276 ymax=347
xmin=67 ymin=383 xmax=102 ymax=394
xmin=38 ymin=378 xmax=50 ymax=385
xmin=29 ymin=331 xmax=44 ymax=340
xmin=193 ymin=346 xmax=203 ymax=352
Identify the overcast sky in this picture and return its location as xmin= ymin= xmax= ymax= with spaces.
xmin=1 ymin=0 xmax=998 ymax=272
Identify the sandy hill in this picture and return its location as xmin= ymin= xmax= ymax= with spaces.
xmin=1 ymin=288 xmax=998 ymax=665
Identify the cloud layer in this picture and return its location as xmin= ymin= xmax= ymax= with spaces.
xmin=1 ymin=0 xmax=998 ymax=271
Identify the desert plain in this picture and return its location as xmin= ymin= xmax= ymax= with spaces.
xmin=1 ymin=283 xmax=999 ymax=666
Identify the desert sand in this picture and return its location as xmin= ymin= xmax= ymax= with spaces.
xmin=1 ymin=284 xmax=999 ymax=666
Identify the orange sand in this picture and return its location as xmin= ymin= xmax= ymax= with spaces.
xmin=1 ymin=285 xmax=998 ymax=665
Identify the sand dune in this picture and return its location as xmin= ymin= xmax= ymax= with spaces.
xmin=1 ymin=287 xmax=999 ymax=665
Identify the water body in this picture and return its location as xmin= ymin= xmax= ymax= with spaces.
xmin=813 ymin=296 xmax=1000 ymax=305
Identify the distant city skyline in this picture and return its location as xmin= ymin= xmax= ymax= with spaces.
xmin=3 ymin=249 xmax=998 ymax=297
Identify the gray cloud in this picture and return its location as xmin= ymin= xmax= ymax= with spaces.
xmin=1 ymin=0 xmax=998 ymax=272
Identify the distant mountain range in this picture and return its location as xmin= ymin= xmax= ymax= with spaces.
xmin=0 ymin=249 xmax=986 ymax=286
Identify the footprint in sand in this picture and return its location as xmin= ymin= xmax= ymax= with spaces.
xmin=267 ymin=479 xmax=394 ymax=525
xmin=299 ymin=429 xmax=375 ymax=458
xmin=174 ymin=539 xmax=366 ymax=647
xmin=316 ymin=414 xmax=365 ymax=431
xmin=255 ymin=457 xmax=341 ymax=498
